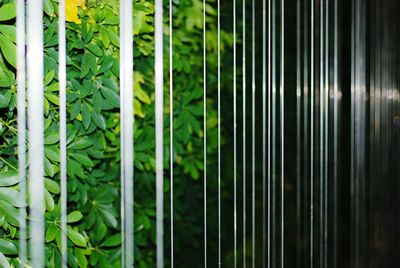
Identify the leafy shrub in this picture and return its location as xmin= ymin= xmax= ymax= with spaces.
xmin=0 ymin=0 xmax=230 ymax=267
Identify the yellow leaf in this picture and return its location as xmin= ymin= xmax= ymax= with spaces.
xmin=65 ymin=0 xmax=86 ymax=24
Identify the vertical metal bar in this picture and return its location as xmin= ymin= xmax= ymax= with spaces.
xmin=267 ymin=0 xmax=272 ymax=265
xmin=155 ymin=0 xmax=164 ymax=265
xmin=58 ymin=0 xmax=68 ymax=266
xmin=303 ymin=1 xmax=309 ymax=266
xmin=217 ymin=0 xmax=222 ymax=265
xmin=310 ymin=0 xmax=315 ymax=265
xmin=280 ymin=0 xmax=284 ymax=267
xmin=169 ymin=0 xmax=174 ymax=265
xmin=271 ymin=0 xmax=276 ymax=265
xmin=319 ymin=0 xmax=324 ymax=266
xmin=251 ymin=0 xmax=256 ymax=264
xmin=27 ymin=0 xmax=45 ymax=266
xmin=203 ymin=0 xmax=207 ymax=265
xmin=296 ymin=0 xmax=301 ymax=266
xmin=242 ymin=0 xmax=247 ymax=264
xmin=323 ymin=0 xmax=329 ymax=267
xmin=262 ymin=0 xmax=267 ymax=265
xmin=233 ymin=0 xmax=238 ymax=265
xmin=16 ymin=0 xmax=26 ymax=264
xmin=333 ymin=0 xmax=338 ymax=265
xmin=120 ymin=0 xmax=134 ymax=266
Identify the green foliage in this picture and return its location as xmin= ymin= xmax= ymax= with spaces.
xmin=0 ymin=0 xmax=227 ymax=267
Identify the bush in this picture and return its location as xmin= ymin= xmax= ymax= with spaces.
xmin=0 ymin=0 xmax=230 ymax=266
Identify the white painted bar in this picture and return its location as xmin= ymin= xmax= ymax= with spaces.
xmin=120 ymin=0 xmax=134 ymax=267
xmin=16 ymin=0 xmax=26 ymax=264
xmin=155 ymin=0 xmax=164 ymax=266
xmin=58 ymin=0 xmax=68 ymax=266
xmin=27 ymin=0 xmax=45 ymax=266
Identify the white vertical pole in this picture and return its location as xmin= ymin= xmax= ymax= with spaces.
xmin=120 ymin=0 xmax=134 ymax=266
xmin=155 ymin=0 xmax=164 ymax=266
xmin=16 ymin=0 xmax=26 ymax=264
xmin=58 ymin=0 xmax=68 ymax=266
xmin=27 ymin=0 xmax=45 ymax=266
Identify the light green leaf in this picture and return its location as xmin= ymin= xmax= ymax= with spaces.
xmin=0 ymin=200 xmax=20 ymax=227
xmin=0 ymin=33 xmax=16 ymax=68
xmin=68 ymin=139 xmax=92 ymax=150
xmin=0 ymin=188 xmax=24 ymax=207
xmin=45 ymin=189 xmax=55 ymax=212
xmin=67 ymin=227 xmax=86 ymax=247
xmin=67 ymin=211 xmax=83 ymax=223
xmin=45 ymin=178 xmax=60 ymax=194
xmin=0 ymin=3 xmax=16 ymax=21
xmin=0 ymin=171 xmax=19 ymax=186
xmin=45 ymin=224 xmax=58 ymax=242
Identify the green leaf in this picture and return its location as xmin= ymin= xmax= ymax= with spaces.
xmin=96 ymin=223 xmax=107 ymax=242
xmin=0 ymin=188 xmax=24 ymax=207
xmin=44 ymin=133 xmax=59 ymax=145
xmin=0 ymin=33 xmax=16 ymax=68
xmin=0 ymin=252 xmax=11 ymax=268
xmin=103 ymin=27 xmax=119 ymax=47
xmin=0 ymin=239 xmax=17 ymax=255
xmin=102 ymin=234 xmax=121 ymax=247
xmin=67 ymin=227 xmax=86 ymax=247
xmin=45 ymin=93 xmax=59 ymax=105
xmin=43 ymin=0 xmax=55 ymax=17
xmin=0 ymin=200 xmax=20 ymax=227
xmin=68 ymin=139 xmax=92 ymax=150
xmin=45 ymin=224 xmax=58 ymax=243
xmin=45 ymin=178 xmax=60 ymax=194
xmin=67 ymin=211 xmax=83 ymax=223
xmin=0 ymin=171 xmax=19 ymax=186
xmin=100 ymin=86 xmax=119 ymax=108
xmin=0 ymin=3 xmax=16 ymax=21
xmin=68 ymin=159 xmax=84 ymax=178
xmin=0 ymin=25 xmax=16 ymax=43
xmin=71 ymin=153 xmax=94 ymax=167
xmin=44 ymin=157 xmax=55 ymax=177
xmin=45 ymin=189 xmax=55 ymax=212
xmin=44 ymin=147 xmax=60 ymax=163
xmin=75 ymin=248 xmax=88 ymax=268
xmin=92 ymin=112 xmax=106 ymax=130
xmin=98 ymin=207 xmax=117 ymax=228
xmin=44 ymin=70 xmax=55 ymax=86
xmin=82 ymin=103 xmax=91 ymax=129
xmin=85 ymin=43 xmax=103 ymax=57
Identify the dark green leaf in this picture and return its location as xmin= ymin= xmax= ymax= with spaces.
xmin=0 ymin=239 xmax=17 ymax=255
xmin=102 ymin=234 xmax=121 ymax=247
